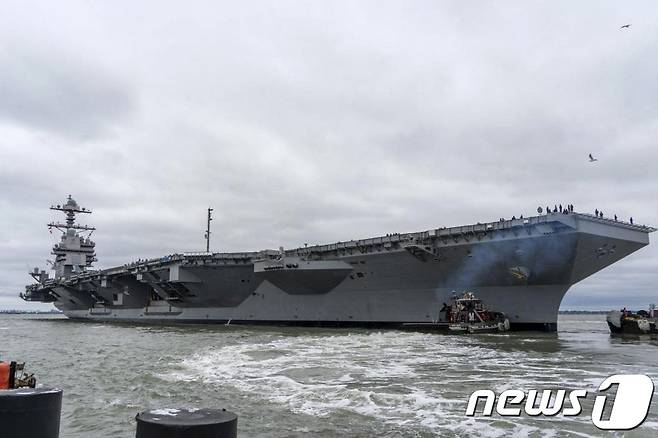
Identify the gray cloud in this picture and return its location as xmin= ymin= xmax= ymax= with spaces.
xmin=0 ymin=45 xmax=134 ymax=139
xmin=0 ymin=0 xmax=657 ymax=311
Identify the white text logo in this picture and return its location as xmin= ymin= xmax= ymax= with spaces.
xmin=466 ymin=374 xmax=654 ymax=430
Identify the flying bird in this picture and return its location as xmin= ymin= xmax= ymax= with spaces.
xmin=589 ymin=153 xmax=598 ymax=162
xmin=620 ymin=24 xmax=631 ymax=29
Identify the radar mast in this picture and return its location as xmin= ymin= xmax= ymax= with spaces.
xmin=46 ymin=195 xmax=97 ymax=279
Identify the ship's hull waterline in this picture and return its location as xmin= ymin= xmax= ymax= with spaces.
xmin=23 ymin=206 xmax=654 ymax=332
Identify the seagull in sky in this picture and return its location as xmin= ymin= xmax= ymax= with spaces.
xmin=620 ymin=24 xmax=631 ymax=29
xmin=588 ymin=153 xmax=598 ymax=162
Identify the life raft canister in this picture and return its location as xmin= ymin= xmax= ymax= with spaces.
xmin=0 ymin=362 xmax=9 ymax=389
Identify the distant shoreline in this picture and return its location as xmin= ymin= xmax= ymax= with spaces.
xmin=0 ymin=310 xmax=63 ymax=315
xmin=558 ymin=310 xmax=609 ymax=314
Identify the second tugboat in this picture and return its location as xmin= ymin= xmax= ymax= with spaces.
xmin=606 ymin=305 xmax=657 ymax=335
xmin=445 ymin=292 xmax=510 ymax=333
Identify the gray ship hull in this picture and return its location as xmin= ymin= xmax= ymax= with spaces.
xmin=62 ymin=284 xmax=570 ymax=331
xmin=23 ymin=211 xmax=654 ymax=331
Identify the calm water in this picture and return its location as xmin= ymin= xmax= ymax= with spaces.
xmin=1 ymin=314 xmax=657 ymax=437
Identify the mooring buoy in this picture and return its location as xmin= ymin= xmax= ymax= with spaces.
xmin=0 ymin=387 xmax=63 ymax=438
xmin=135 ymin=408 xmax=238 ymax=438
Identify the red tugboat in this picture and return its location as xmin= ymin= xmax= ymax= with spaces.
xmin=446 ymin=292 xmax=510 ymax=333
xmin=0 ymin=361 xmax=36 ymax=390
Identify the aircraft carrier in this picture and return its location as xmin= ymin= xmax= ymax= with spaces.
xmin=21 ymin=196 xmax=655 ymax=331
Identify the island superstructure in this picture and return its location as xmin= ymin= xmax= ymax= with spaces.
xmin=21 ymin=196 xmax=655 ymax=331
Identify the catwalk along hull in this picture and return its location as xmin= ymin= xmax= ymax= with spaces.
xmin=22 ymin=210 xmax=654 ymax=331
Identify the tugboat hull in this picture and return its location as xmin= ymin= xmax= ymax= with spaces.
xmin=607 ymin=310 xmax=657 ymax=335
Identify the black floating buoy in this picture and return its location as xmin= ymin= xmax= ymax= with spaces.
xmin=136 ymin=408 xmax=238 ymax=438
xmin=0 ymin=387 xmax=63 ymax=438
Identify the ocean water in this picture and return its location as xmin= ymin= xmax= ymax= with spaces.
xmin=1 ymin=314 xmax=657 ymax=437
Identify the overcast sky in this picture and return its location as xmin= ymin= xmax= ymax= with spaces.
xmin=1 ymin=1 xmax=656 ymax=311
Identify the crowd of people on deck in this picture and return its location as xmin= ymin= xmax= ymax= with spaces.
xmin=494 ymin=204 xmax=639 ymax=227
xmin=539 ymin=205 xmax=636 ymax=225
xmin=122 ymin=254 xmax=183 ymax=269
xmin=544 ymin=204 xmax=575 ymax=215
